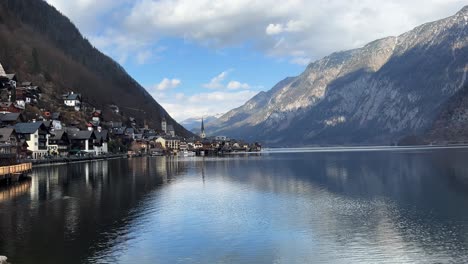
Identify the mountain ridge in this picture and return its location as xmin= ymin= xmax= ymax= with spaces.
xmin=208 ymin=5 xmax=468 ymax=146
xmin=0 ymin=0 xmax=191 ymax=136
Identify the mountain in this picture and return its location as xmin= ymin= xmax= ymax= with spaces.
xmin=208 ymin=6 xmax=468 ymax=146
xmin=0 ymin=0 xmax=191 ymax=136
xmin=181 ymin=114 xmax=222 ymax=133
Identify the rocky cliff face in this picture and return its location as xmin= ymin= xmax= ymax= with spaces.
xmin=209 ymin=6 xmax=468 ymax=146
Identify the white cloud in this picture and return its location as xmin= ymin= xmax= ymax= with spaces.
xmin=227 ymin=81 xmax=250 ymax=90
xmin=266 ymin=20 xmax=305 ymax=35
xmin=266 ymin=24 xmax=284 ymax=35
xmin=122 ymin=0 xmax=466 ymax=62
xmin=203 ymin=71 xmax=228 ymax=89
xmin=136 ymin=50 xmax=152 ymax=64
xmin=154 ymin=78 xmax=181 ymax=91
xmin=290 ymin=57 xmax=311 ymax=66
xmin=203 ymin=71 xmax=253 ymax=90
xmin=48 ymin=0 xmax=466 ymax=64
xmin=152 ymin=90 xmax=259 ymax=121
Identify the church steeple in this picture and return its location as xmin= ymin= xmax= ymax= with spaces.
xmin=200 ymin=117 xmax=206 ymax=139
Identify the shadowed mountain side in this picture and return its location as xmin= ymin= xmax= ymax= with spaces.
xmin=207 ymin=6 xmax=468 ymax=146
xmin=0 ymin=0 xmax=191 ymax=136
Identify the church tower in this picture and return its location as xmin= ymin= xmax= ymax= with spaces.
xmin=200 ymin=117 xmax=206 ymax=139
xmin=161 ymin=117 xmax=167 ymax=134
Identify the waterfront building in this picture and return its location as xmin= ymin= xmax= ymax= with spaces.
xmin=68 ymin=130 xmax=96 ymax=154
xmin=14 ymin=122 xmax=49 ymax=159
xmin=48 ymin=130 xmax=70 ymax=156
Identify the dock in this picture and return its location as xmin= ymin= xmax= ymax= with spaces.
xmin=0 ymin=163 xmax=32 ymax=184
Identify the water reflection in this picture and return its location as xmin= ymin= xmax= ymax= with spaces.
xmin=0 ymin=150 xmax=468 ymax=263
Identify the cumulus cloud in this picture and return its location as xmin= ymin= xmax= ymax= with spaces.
xmin=203 ymin=71 xmax=252 ymax=90
xmin=266 ymin=24 xmax=284 ymax=35
xmin=122 ymin=0 xmax=466 ymax=62
xmin=152 ymin=90 xmax=259 ymax=121
xmin=227 ymin=81 xmax=250 ymax=90
xmin=154 ymin=78 xmax=181 ymax=91
xmin=48 ymin=0 xmax=466 ymax=64
xmin=266 ymin=20 xmax=306 ymax=35
xmin=203 ymin=71 xmax=229 ymax=89
xmin=290 ymin=57 xmax=311 ymax=66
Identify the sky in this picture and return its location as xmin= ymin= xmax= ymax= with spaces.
xmin=45 ymin=0 xmax=467 ymax=122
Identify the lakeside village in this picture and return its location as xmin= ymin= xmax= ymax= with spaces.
xmin=0 ymin=62 xmax=261 ymax=183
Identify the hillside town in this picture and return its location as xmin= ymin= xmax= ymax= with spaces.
xmin=0 ymin=62 xmax=261 ymax=165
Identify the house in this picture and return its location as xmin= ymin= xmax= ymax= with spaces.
xmin=165 ymin=136 xmax=181 ymax=150
xmin=51 ymin=112 xmax=61 ymax=121
xmin=154 ymin=136 xmax=169 ymax=149
xmin=63 ymin=92 xmax=82 ymax=111
xmin=0 ymin=127 xmax=19 ymax=165
xmin=0 ymin=112 xmax=25 ymax=126
xmin=93 ymin=129 xmax=109 ymax=155
xmin=109 ymin=104 xmax=119 ymax=114
xmin=179 ymin=141 xmax=188 ymax=151
xmin=48 ymin=130 xmax=69 ymax=156
xmin=15 ymin=85 xmax=41 ymax=106
xmin=92 ymin=110 xmax=102 ymax=121
xmin=52 ymin=120 xmax=63 ymax=130
xmin=167 ymin=124 xmax=175 ymax=137
xmin=68 ymin=130 xmax=96 ymax=154
xmin=14 ymin=122 xmax=49 ymax=159
xmin=0 ymin=102 xmax=24 ymax=113
xmin=124 ymin=127 xmax=135 ymax=139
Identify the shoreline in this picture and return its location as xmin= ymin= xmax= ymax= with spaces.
xmin=29 ymin=154 xmax=127 ymax=168
xmin=262 ymin=144 xmax=468 ymax=153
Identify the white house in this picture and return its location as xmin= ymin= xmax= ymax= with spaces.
xmin=64 ymin=92 xmax=82 ymax=111
xmin=14 ymin=122 xmax=49 ymax=159
xmin=155 ymin=136 xmax=166 ymax=149
xmin=93 ymin=129 xmax=109 ymax=155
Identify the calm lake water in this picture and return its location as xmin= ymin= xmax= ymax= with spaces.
xmin=2 ymin=148 xmax=468 ymax=263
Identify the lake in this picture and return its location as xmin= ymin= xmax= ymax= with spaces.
xmin=2 ymin=147 xmax=468 ymax=263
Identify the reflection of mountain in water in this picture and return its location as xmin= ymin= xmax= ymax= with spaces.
xmin=0 ymin=157 xmax=187 ymax=264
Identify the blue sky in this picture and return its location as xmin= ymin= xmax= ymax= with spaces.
xmin=45 ymin=0 xmax=466 ymax=122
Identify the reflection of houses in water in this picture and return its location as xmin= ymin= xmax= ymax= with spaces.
xmin=0 ymin=179 xmax=31 ymax=202
xmin=151 ymin=156 xmax=186 ymax=184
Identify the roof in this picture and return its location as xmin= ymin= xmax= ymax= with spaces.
xmin=0 ymin=102 xmax=12 ymax=108
xmin=43 ymin=121 xmax=52 ymax=127
xmin=14 ymin=122 xmax=46 ymax=134
xmin=52 ymin=112 xmax=61 ymax=120
xmin=49 ymin=130 xmax=66 ymax=141
xmin=110 ymin=122 xmax=122 ymax=128
xmin=164 ymin=136 xmax=181 ymax=141
xmin=113 ymin=127 xmax=125 ymax=135
xmin=65 ymin=93 xmax=81 ymax=100
xmin=0 ymin=128 xmax=15 ymax=142
xmin=0 ymin=63 xmax=6 ymax=77
xmin=68 ymin=130 xmax=95 ymax=140
xmin=0 ymin=112 xmax=21 ymax=122
xmin=94 ymin=130 xmax=109 ymax=141
xmin=6 ymin=74 xmax=16 ymax=81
